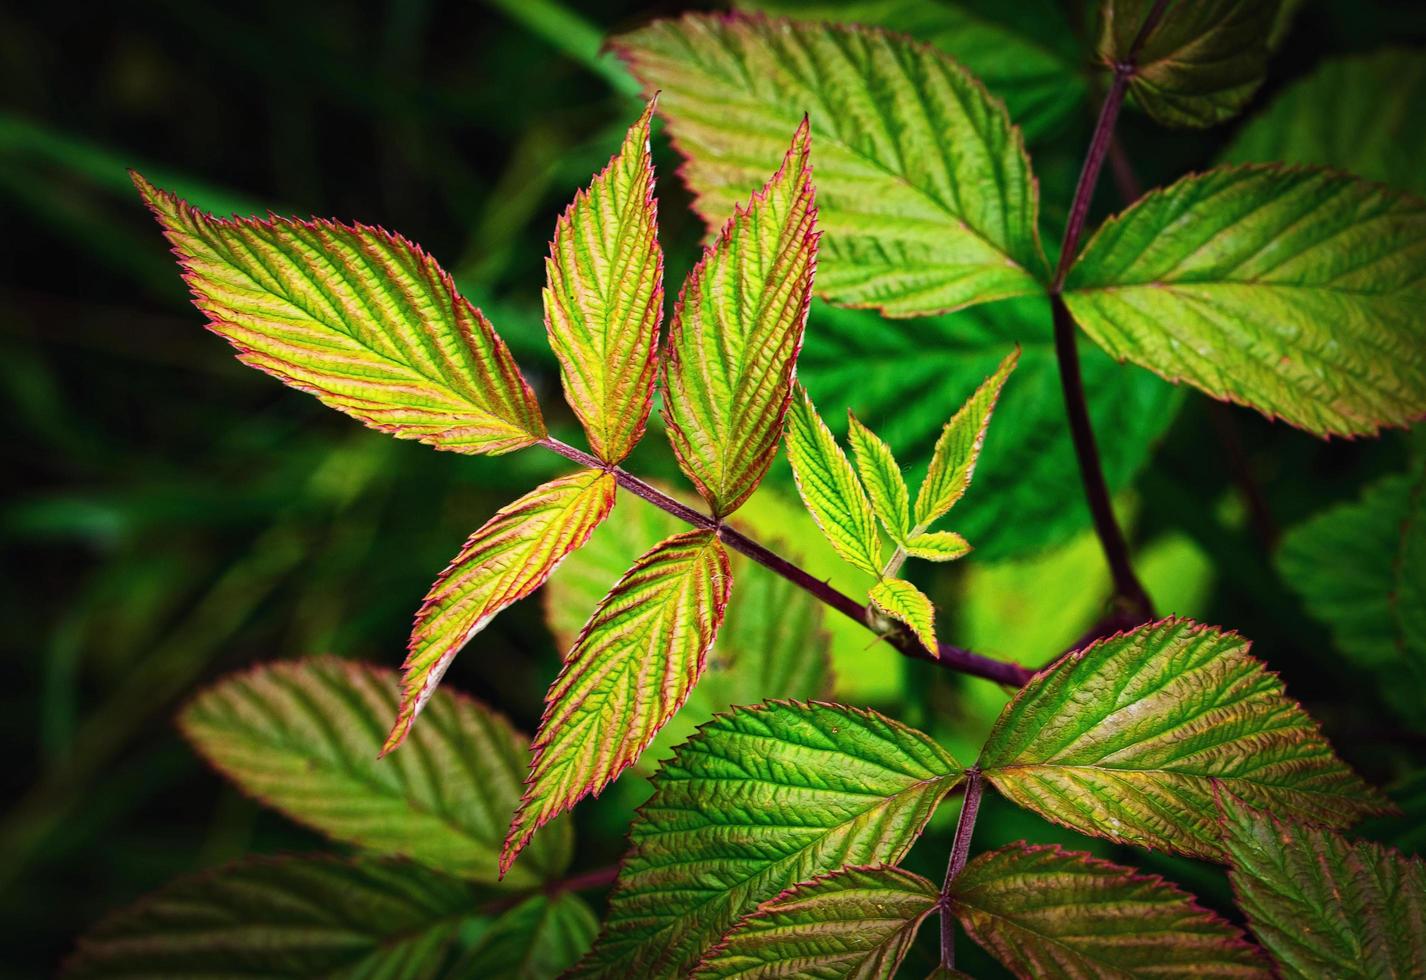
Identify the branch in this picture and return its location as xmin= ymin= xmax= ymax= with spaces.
xmin=540 ymin=437 xmax=1033 ymax=688
xmin=938 ymin=768 xmax=984 ymax=969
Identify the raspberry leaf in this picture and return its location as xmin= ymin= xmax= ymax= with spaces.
xmin=847 ymin=412 xmax=911 ymax=545
xmin=786 ymin=385 xmax=883 ymax=576
xmin=869 ymin=578 xmax=938 ymax=654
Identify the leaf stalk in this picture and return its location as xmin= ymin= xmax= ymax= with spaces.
xmin=939 ymin=767 xmax=984 ymax=969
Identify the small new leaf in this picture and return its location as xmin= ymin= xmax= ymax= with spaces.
xmin=544 ymin=99 xmax=663 ymax=465
xmin=386 ymin=470 xmax=617 ymax=752
xmin=978 ymin=618 xmax=1389 ymax=860
xmin=1102 ymin=0 xmax=1279 ymax=128
xmin=1063 ymin=166 xmax=1426 ymax=437
xmin=949 ymin=843 xmax=1270 ymax=978
xmin=503 ymin=529 xmax=732 ymax=874
xmin=847 ymin=412 xmax=911 ymax=544
xmin=695 ymin=865 xmax=939 ymax=980
xmin=915 ymin=348 xmax=1018 ymax=530
xmin=869 ymin=578 xmax=938 ymax=654
xmin=133 ymin=174 xmax=545 ymax=454
xmin=661 ymin=120 xmax=818 ymax=517
xmin=64 ymin=856 xmax=481 ymax=980
xmin=572 ymin=701 xmax=962 ymax=977
xmin=181 ymin=659 xmax=571 ymax=887
xmin=786 ymin=385 xmax=883 ymax=576
xmin=1218 ymin=791 xmax=1425 ymax=979
xmin=904 ymin=531 xmax=971 ymax=562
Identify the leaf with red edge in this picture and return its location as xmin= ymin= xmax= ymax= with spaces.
xmin=502 ymin=529 xmax=732 ymax=874
xmin=978 ymin=618 xmax=1389 ymax=860
xmin=384 ymin=469 xmax=617 ymax=752
xmin=544 ymin=99 xmax=663 ymax=465
xmin=661 ymin=120 xmax=818 ymax=518
xmin=948 ymin=843 xmax=1270 ymax=978
xmin=132 ymin=173 xmax=545 ymax=454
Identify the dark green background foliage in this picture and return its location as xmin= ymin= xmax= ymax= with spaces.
xmin=2 ymin=1 xmax=1424 ymax=975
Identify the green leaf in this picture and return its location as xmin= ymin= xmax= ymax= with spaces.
xmin=503 ymin=529 xmax=732 ymax=873
xmin=978 ymin=618 xmax=1389 ymax=860
xmin=949 ymin=843 xmax=1270 ymax=978
xmin=1222 ymin=47 xmax=1426 ymax=197
xmin=847 ymin=412 xmax=911 ymax=544
xmin=738 ymin=0 xmax=1086 ymax=141
xmin=694 ymin=864 xmax=939 ymax=979
xmin=180 ymin=658 xmax=570 ymax=888
xmin=544 ymin=99 xmax=663 ymax=465
xmin=869 ymin=578 xmax=938 ymax=653
xmin=1278 ymin=468 xmax=1426 ymax=727
xmin=786 ymin=385 xmax=884 ymax=576
xmin=614 ymin=13 xmax=1046 ymax=317
xmin=904 ymin=530 xmax=970 ymax=562
xmin=459 ymin=893 xmax=598 ymax=980
xmin=1397 ymin=475 xmax=1426 ymax=674
xmin=572 ymin=701 xmax=963 ymax=977
xmin=64 ymin=856 xmax=481 ymax=979
xmin=1063 ymin=166 xmax=1426 ymax=437
xmin=660 ymin=120 xmax=817 ymax=518
xmin=915 ymin=348 xmax=1018 ymax=530
xmin=799 ymin=298 xmax=1180 ymax=560
xmin=385 ymin=469 xmax=617 ymax=751
xmin=1101 ymin=0 xmax=1279 ymax=128
xmin=132 ymin=173 xmax=546 ymax=454
xmin=1218 ymin=792 xmax=1425 ymax=979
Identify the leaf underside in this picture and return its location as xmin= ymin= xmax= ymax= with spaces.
xmin=1218 ymin=792 xmax=1425 ymax=979
xmin=614 ymin=12 xmax=1046 ymax=318
xmin=133 ymin=173 xmax=546 ymax=454
xmin=571 ymin=701 xmax=962 ymax=977
xmin=950 ymin=843 xmax=1270 ymax=978
xmin=786 ymin=385 xmax=883 ymax=576
xmin=180 ymin=658 xmax=571 ymax=888
xmin=869 ymin=578 xmax=938 ymax=654
xmin=386 ymin=469 xmax=617 ymax=752
xmin=695 ymin=864 xmax=939 ymax=980
xmin=64 ymin=855 xmax=480 ymax=980
xmin=503 ymin=528 xmax=732 ymax=874
xmin=660 ymin=120 xmax=818 ymax=518
xmin=1064 ymin=165 xmax=1426 ymax=437
xmin=544 ymin=99 xmax=663 ymax=465
xmin=978 ymin=618 xmax=1388 ymax=860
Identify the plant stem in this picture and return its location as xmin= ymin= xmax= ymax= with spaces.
xmin=540 ymin=437 xmax=1033 ymax=687
xmin=548 ymin=863 xmax=620 ymax=894
xmin=939 ymin=768 xmax=984 ymax=969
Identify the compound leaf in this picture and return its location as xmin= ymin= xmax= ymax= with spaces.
xmin=1102 ymin=0 xmax=1279 ymax=128
xmin=869 ymin=578 xmax=937 ymax=654
xmin=847 ymin=413 xmax=911 ymax=544
xmin=65 ymin=856 xmax=481 ymax=980
xmin=915 ymin=348 xmax=1018 ymax=529
xmin=460 ymin=892 xmax=599 ymax=980
xmin=132 ymin=173 xmax=545 ymax=454
xmin=694 ymin=864 xmax=939 ymax=980
xmin=786 ymin=386 xmax=883 ymax=576
xmin=544 ymin=99 xmax=663 ymax=465
xmin=614 ymin=13 xmax=1046 ymax=317
xmin=978 ymin=618 xmax=1388 ymax=860
xmin=503 ymin=529 xmax=732 ymax=873
xmin=1218 ymin=792 xmax=1426 ymax=979
xmin=572 ymin=701 xmax=963 ymax=977
xmin=661 ymin=120 xmax=818 ymax=518
xmin=181 ymin=658 xmax=570 ymax=888
xmin=1064 ymin=166 xmax=1426 ymax=437
xmin=386 ymin=469 xmax=617 ymax=752
xmin=904 ymin=531 xmax=970 ymax=562
xmin=949 ymin=843 xmax=1270 ymax=978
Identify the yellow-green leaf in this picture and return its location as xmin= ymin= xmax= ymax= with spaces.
xmin=904 ymin=530 xmax=971 ymax=562
xmin=786 ymin=385 xmax=883 ymax=576
xmin=384 ymin=470 xmax=618 ymax=752
xmin=502 ymin=529 xmax=732 ymax=874
xmin=133 ymin=173 xmax=546 ymax=454
xmin=869 ymin=578 xmax=937 ymax=653
xmin=695 ymin=865 xmax=939 ymax=979
xmin=613 ymin=13 xmax=1047 ymax=316
xmin=544 ymin=99 xmax=663 ymax=465
xmin=847 ymin=412 xmax=911 ymax=544
xmin=915 ymin=348 xmax=1019 ymax=529
xmin=1063 ymin=166 xmax=1426 ymax=437
xmin=979 ymin=618 xmax=1390 ymax=860
xmin=661 ymin=121 xmax=818 ymax=517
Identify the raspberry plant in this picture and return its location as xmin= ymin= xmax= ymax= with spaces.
xmin=66 ymin=1 xmax=1425 ymax=977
